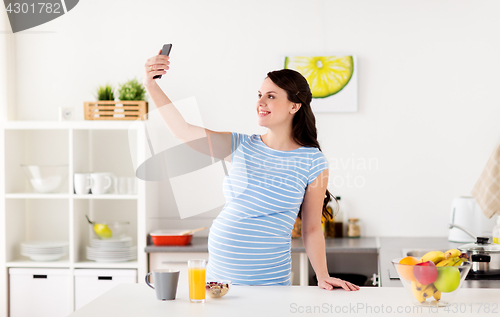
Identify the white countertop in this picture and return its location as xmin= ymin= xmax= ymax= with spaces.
xmin=69 ymin=283 xmax=500 ymax=317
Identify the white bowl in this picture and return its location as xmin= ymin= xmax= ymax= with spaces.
xmin=21 ymin=164 xmax=68 ymax=193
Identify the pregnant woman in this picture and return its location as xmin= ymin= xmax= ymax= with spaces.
xmin=144 ymin=52 xmax=359 ymax=292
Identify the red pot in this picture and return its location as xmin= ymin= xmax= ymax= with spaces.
xmin=150 ymin=230 xmax=193 ymax=246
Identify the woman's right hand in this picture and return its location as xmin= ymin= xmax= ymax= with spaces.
xmin=143 ymin=50 xmax=170 ymax=88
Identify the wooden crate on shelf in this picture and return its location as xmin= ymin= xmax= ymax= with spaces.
xmin=84 ymin=101 xmax=148 ymax=120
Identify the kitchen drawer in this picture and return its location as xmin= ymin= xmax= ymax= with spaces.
xmin=9 ymin=268 xmax=71 ymax=317
xmin=74 ymin=269 xmax=137 ymax=310
xmin=149 ymin=252 xmax=209 ymax=286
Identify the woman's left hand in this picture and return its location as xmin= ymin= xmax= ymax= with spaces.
xmin=317 ymin=276 xmax=360 ymax=292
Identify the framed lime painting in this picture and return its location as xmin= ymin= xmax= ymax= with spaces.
xmin=284 ymin=55 xmax=358 ymax=113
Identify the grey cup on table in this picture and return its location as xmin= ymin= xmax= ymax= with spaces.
xmin=145 ymin=269 xmax=180 ymax=300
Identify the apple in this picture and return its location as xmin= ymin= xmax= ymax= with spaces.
xmin=434 ymin=267 xmax=461 ymax=293
xmin=413 ymin=261 xmax=438 ymax=285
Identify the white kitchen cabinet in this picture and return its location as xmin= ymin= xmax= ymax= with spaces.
xmin=149 ymin=252 xmax=209 ymax=286
xmin=74 ymin=269 xmax=137 ymax=310
xmin=0 ymin=121 xmax=148 ymax=317
xmin=9 ymin=268 xmax=71 ymax=317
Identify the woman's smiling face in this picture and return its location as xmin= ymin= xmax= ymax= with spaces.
xmin=256 ymin=77 xmax=298 ymax=128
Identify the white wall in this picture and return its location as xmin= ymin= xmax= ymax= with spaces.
xmin=7 ymin=0 xmax=500 ymax=236
xmin=0 ymin=8 xmax=16 ymax=121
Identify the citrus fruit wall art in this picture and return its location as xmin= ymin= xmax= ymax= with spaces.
xmin=284 ymin=55 xmax=358 ymax=113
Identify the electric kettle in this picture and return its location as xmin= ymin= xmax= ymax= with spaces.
xmin=448 ymin=196 xmax=497 ymax=243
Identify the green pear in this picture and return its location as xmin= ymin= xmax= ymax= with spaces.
xmin=94 ymin=224 xmax=112 ymax=239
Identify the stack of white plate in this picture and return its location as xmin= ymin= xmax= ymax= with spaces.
xmin=86 ymin=236 xmax=136 ymax=262
xmin=21 ymin=241 xmax=69 ymax=262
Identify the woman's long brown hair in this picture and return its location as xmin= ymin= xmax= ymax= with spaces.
xmin=267 ymin=69 xmax=337 ymax=220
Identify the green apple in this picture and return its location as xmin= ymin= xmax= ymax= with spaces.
xmin=434 ymin=267 xmax=461 ymax=293
xmin=94 ymin=224 xmax=112 ymax=239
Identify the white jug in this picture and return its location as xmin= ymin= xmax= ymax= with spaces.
xmin=449 ymin=196 xmax=497 ymax=242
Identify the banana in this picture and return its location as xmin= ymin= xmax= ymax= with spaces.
xmin=445 ymin=256 xmax=460 ymax=266
xmin=411 ymin=281 xmax=426 ymax=303
xmin=453 ymin=256 xmax=467 ymax=267
xmin=411 ymin=282 xmax=436 ymax=302
xmin=436 ymin=253 xmax=469 ymax=266
xmin=415 ymin=280 xmax=424 ymax=291
xmin=420 ymin=251 xmax=445 ymax=264
xmin=436 ymin=258 xmax=451 ymax=267
xmin=438 ymin=253 xmax=469 ymax=267
xmin=433 ymin=290 xmax=442 ymax=301
xmin=444 ymin=249 xmax=461 ymax=259
xmin=422 ymin=284 xmax=438 ymax=299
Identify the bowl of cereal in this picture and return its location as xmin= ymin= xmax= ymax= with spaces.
xmin=206 ymin=281 xmax=231 ymax=298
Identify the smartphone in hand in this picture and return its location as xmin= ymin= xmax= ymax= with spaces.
xmin=153 ymin=44 xmax=172 ymax=79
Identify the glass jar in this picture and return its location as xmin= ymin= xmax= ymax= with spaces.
xmin=347 ymin=218 xmax=360 ymax=238
xmin=326 ymin=205 xmax=336 ymax=238
xmin=333 ymin=196 xmax=343 ymax=238
xmin=493 ymin=217 xmax=500 ymax=244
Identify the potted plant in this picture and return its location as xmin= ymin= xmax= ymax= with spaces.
xmin=117 ymin=78 xmax=146 ymax=101
xmin=95 ymin=84 xmax=115 ymax=109
xmin=95 ymin=83 xmax=115 ymax=102
xmin=84 ymin=79 xmax=148 ymax=121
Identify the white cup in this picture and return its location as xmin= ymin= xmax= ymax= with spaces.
xmin=127 ymin=177 xmax=137 ymax=195
xmin=107 ymin=173 xmax=117 ymax=194
xmin=89 ymin=173 xmax=113 ymax=195
xmin=118 ymin=177 xmax=127 ymax=195
xmin=74 ymin=173 xmax=91 ymax=194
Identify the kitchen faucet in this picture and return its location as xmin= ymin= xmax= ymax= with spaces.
xmin=449 ymin=223 xmax=477 ymax=240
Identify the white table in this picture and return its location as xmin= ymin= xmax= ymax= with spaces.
xmin=69 ymin=284 xmax=500 ymax=317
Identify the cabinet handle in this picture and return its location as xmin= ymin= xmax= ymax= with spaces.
xmin=33 ymin=275 xmax=47 ymax=279
xmin=372 ymin=273 xmax=379 ymax=286
xmin=98 ymin=276 xmax=113 ymax=280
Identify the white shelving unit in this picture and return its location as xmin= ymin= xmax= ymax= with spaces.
xmin=0 ymin=121 xmax=147 ymax=316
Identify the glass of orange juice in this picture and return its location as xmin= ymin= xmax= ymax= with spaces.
xmin=188 ymin=259 xmax=206 ymax=303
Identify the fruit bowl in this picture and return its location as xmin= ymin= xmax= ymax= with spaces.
xmin=206 ymin=281 xmax=231 ymax=298
xmin=392 ymin=258 xmax=471 ymax=307
xmin=89 ymin=221 xmax=129 ymax=240
xmin=86 ymin=215 xmax=129 ymax=240
xmin=21 ymin=164 xmax=68 ymax=193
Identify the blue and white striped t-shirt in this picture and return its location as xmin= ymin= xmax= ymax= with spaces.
xmin=206 ymin=133 xmax=329 ymax=285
